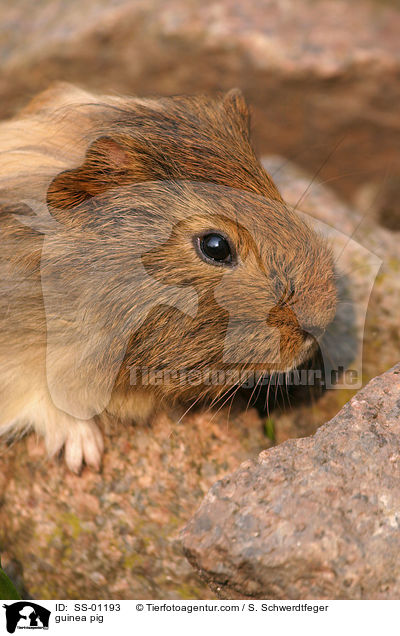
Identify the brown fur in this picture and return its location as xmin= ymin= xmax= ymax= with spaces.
xmin=0 ymin=83 xmax=337 ymax=472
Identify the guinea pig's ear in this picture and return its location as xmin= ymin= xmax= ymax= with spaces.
xmin=47 ymin=136 xmax=133 ymax=212
xmin=222 ymin=88 xmax=251 ymax=135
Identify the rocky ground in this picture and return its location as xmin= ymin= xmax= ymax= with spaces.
xmin=0 ymin=406 xmax=269 ymax=599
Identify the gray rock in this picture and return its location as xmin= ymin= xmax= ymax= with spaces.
xmin=181 ymin=363 xmax=400 ymax=599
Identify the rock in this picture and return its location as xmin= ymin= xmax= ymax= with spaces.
xmin=0 ymin=406 xmax=268 ymax=599
xmin=181 ymin=363 xmax=400 ymax=600
xmin=0 ymin=0 xmax=399 ymax=226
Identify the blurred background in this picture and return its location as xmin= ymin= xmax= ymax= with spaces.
xmin=1 ymin=0 xmax=399 ymax=230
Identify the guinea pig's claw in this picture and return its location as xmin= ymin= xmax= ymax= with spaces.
xmin=64 ymin=419 xmax=104 ymax=474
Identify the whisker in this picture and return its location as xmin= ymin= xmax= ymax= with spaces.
xmin=268 ymin=143 xmax=336 ymax=179
xmin=292 ymin=137 xmax=346 ymax=214
xmin=225 ymin=379 xmax=251 ymax=430
xmin=255 ymin=372 xmax=267 ymax=404
xmin=207 ymin=363 xmax=252 ymax=412
xmin=208 ymin=374 xmax=252 ymax=424
xmin=333 ymin=164 xmax=391 ymax=266
xmin=285 ymin=369 xmax=292 ymax=409
xmin=245 ymin=372 xmax=264 ymax=413
xmin=208 ymin=383 xmax=237 ymax=411
xmin=263 ymin=371 xmax=275 ymax=414
xmin=312 ymin=169 xmax=370 ymax=189
xmin=176 ymin=392 xmax=204 ymax=425
xmin=274 ymin=372 xmax=280 ymax=407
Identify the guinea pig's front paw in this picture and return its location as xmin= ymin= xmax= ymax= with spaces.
xmin=62 ymin=419 xmax=104 ymax=474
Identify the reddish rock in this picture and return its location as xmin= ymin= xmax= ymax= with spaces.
xmin=0 ymin=406 xmax=269 ymax=599
xmin=181 ymin=363 xmax=400 ymax=599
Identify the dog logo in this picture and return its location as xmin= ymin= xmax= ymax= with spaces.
xmin=2 ymin=602 xmax=50 ymax=633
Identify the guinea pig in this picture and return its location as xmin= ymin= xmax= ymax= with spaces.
xmin=0 ymin=83 xmax=337 ymax=472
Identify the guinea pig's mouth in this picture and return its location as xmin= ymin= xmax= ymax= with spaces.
xmin=245 ymin=337 xmax=320 ymax=378
xmin=277 ymin=330 xmax=323 ymax=374
xmin=296 ymin=332 xmax=323 ymax=364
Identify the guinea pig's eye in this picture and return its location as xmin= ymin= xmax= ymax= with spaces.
xmin=195 ymin=232 xmax=236 ymax=266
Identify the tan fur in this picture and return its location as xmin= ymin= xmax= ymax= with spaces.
xmin=0 ymin=83 xmax=337 ymax=472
